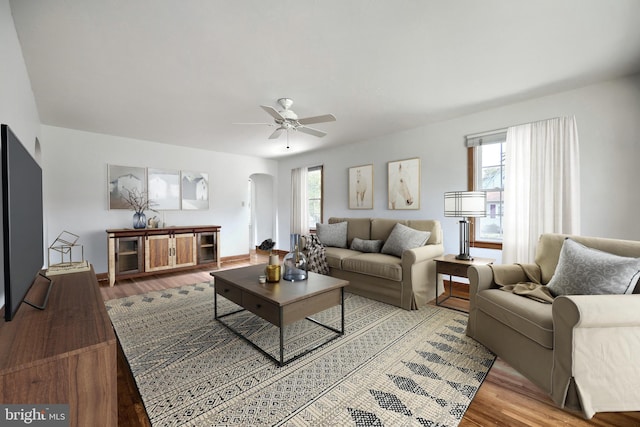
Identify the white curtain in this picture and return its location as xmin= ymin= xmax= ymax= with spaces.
xmin=502 ymin=116 xmax=581 ymax=264
xmin=290 ymin=167 xmax=308 ymax=238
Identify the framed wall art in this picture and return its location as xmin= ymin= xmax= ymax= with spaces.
xmin=387 ymin=157 xmax=420 ymax=210
xmin=108 ymin=164 xmax=146 ymax=210
xmin=148 ymin=168 xmax=181 ymax=210
xmin=181 ymin=171 xmax=209 ymax=210
xmin=348 ymin=164 xmax=373 ymax=209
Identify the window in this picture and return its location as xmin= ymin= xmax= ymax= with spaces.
xmin=467 ymin=131 xmax=506 ymax=248
xmin=307 ymin=165 xmax=323 ymax=230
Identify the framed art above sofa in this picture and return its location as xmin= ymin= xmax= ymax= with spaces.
xmin=348 ymin=164 xmax=373 ymax=209
xmin=388 ymin=157 xmax=420 ymax=210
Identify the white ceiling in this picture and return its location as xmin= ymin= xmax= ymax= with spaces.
xmin=10 ymin=0 xmax=640 ymax=159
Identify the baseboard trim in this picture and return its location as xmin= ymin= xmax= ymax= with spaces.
xmin=221 ymin=254 xmax=250 ymax=263
xmin=255 ymin=248 xmax=288 ymax=257
xmin=96 ymin=272 xmax=109 ymax=283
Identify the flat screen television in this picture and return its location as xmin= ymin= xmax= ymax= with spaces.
xmin=1 ymin=124 xmax=45 ymax=321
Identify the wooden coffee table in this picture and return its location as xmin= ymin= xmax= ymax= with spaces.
xmin=210 ymin=264 xmax=348 ymax=366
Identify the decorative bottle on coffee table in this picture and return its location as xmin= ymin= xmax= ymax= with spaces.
xmin=283 ymin=234 xmax=308 ymax=281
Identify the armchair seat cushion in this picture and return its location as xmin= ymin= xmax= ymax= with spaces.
xmin=342 ymin=253 xmax=403 ymax=281
xmin=477 ymin=289 xmax=554 ymax=349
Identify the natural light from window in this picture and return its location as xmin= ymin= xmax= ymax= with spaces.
xmin=307 ymin=166 xmax=322 ymax=230
xmin=474 ymin=142 xmax=505 ymax=242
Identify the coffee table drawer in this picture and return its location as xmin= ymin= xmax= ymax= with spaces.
xmin=243 ymin=293 xmax=279 ymax=325
xmin=217 ymin=283 xmax=243 ymax=305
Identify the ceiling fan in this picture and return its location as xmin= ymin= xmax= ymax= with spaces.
xmin=236 ymin=98 xmax=336 ymax=147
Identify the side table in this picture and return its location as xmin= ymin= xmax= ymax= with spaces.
xmin=435 ymin=254 xmax=495 ymax=312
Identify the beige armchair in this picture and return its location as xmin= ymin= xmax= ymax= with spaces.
xmin=466 ymin=233 xmax=640 ymax=419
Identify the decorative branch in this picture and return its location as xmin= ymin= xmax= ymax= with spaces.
xmin=121 ymin=188 xmax=158 ymax=214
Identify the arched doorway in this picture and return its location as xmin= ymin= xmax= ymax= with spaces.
xmin=249 ymin=173 xmax=275 ymax=251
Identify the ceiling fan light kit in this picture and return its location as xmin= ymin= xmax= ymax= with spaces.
xmin=238 ymin=98 xmax=336 ymax=148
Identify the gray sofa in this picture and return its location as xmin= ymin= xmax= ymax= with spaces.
xmin=315 ymin=217 xmax=444 ymax=310
xmin=467 ymin=233 xmax=640 ymax=418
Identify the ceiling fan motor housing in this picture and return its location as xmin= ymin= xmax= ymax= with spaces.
xmin=277 ymin=98 xmax=294 ymax=110
xmin=276 ymin=98 xmax=298 ymax=121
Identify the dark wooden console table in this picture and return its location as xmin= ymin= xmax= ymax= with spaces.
xmin=0 ymin=266 xmax=117 ymax=426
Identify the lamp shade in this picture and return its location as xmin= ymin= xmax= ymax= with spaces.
xmin=444 ymin=191 xmax=486 ymax=217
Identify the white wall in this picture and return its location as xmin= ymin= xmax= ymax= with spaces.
xmin=41 ymin=125 xmax=278 ymax=275
xmin=0 ymin=0 xmax=40 ymax=151
xmin=277 ymin=73 xmax=640 ymax=263
xmin=0 ymin=0 xmax=42 ymax=309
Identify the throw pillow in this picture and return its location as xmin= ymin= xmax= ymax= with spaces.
xmin=350 ymin=237 xmax=384 ymax=253
xmin=316 ymin=221 xmax=348 ymax=248
xmin=380 ymin=223 xmax=431 ymax=257
xmin=546 ymin=238 xmax=640 ymax=297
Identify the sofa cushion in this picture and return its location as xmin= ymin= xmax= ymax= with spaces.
xmin=329 ymin=217 xmax=371 ymax=245
xmin=350 ymin=237 xmax=384 ymax=253
xmin=546 ymin=238 xmax=640 ymax=297
xmin=477 ymin=289 xmax=554 ymax=349
xmin=371 ymin=218 xmax=407 ymax=241
xmin=341 ymin=253 xmax=403 ymax=282
xmin=316 ymin=221 xmax=348 ymax=248
xmin=380 ymin=223 xmax=431 ymax=257
xmin=324 ymin=247 xmax=361 ymax=269
xmin=407 ymin=219 xmax=442 ymax=245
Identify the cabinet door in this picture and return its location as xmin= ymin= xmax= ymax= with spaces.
xmin=197 ymin=232 xmax=217 ymax=264
xmin=174 ymin=233 xmax=197 ymax=268
xmin=145 ymin=234 xmax=173 ymax=272
xmin=115 ymin=236 xmax=143 ymax=275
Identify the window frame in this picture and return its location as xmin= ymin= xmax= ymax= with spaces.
xmin=307 ymin=165 xmax=323 ymax=232
xmin=467 ymin=135 xmax=505 ymax=250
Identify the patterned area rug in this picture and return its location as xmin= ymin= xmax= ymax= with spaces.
xmin=106 ymin=282 xmax=495 ymax=427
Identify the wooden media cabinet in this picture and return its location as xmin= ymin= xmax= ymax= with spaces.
xmin=106 ymin=225 xmax=221 ymax=286
xmin=0 ymin=267 xmax=117 ymax=426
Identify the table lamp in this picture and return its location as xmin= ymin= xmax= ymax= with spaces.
xmin=444 ymin=191 xmax=486 ymax=260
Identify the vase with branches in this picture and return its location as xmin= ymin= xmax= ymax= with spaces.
xmin=121 ymin=188 xmax=158 ymax=229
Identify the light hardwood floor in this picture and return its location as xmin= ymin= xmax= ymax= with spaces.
xmin=100 ymin=254 xmax=640 ymax=427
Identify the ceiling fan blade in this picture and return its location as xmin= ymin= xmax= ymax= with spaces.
xmin=269 ymin=128 xmax=285 ymax=139
xmin=260 ymin=105 xmax=285 ymax=121
xmin=232 ymin=122 xmax=274 ymax=126
xmin=297 ymin=126 xmax=327 ymax=138
xmin=297 ymin=114 xmax=336 ymax=125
